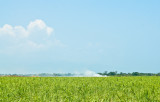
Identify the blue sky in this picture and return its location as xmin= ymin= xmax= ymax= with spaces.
xmin=0 ymin=0 xmax=160 ymax=73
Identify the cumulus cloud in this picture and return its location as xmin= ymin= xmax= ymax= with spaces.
xmin=27 ymin=19 xmax=53 ymax=36
xmin=0 ymin=19 xmax=63 ymax=52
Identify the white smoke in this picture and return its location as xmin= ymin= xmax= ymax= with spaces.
xmin=73 ymin=70 xmax=106 ymax=77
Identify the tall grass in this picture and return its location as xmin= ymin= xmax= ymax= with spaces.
xmin=0 ymin=76 xmax=160 ymax=101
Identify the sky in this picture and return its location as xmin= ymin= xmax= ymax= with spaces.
xmin=0 ymin=0 xmax=160 ymax=74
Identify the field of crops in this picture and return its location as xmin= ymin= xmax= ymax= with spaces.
xmin=0 ymin=76 xmax=160 ymax=102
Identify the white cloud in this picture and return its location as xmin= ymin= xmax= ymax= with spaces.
xmin=0 ymin=24 xmax=16 ymax=37
xmin=0 ymin=19 xmax=63 ymax=52
xmin=46 ymin=27 xmax=53 ymax=35
xmin=28 ymin=19 xmax=47 ymax=30
xmin=27 ymin=19 xmax=53 ymax=36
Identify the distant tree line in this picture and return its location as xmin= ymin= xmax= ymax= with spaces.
xmin=98 ymin=71 xmax=160 ymax=76
xmin=1 ymin=71 xmax=160 ymax=77
xmin=0 ymin=73 xmax=76 ymax=77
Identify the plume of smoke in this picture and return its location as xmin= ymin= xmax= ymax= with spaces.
xmin=73 ymin=70 xmax=106 ymax=77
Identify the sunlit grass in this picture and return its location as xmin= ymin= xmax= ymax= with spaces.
xmin=0 ymin=76 xmax=160 ymax=101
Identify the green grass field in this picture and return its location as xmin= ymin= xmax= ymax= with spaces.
xmin=0 ymin=76 xmax=160 ymax=102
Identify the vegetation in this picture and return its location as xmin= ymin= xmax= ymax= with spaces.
xmin=1 ymin=76 xmax=160 ymax=101
xmin=0 ymin=73 xmax=75 ymax=77
xmin=1 ymin=71 xmax=160 ymax=77
xmin=98 ymin=71 xmax=160 ymax=76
